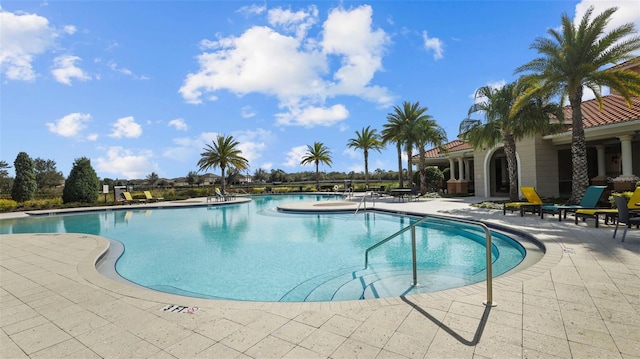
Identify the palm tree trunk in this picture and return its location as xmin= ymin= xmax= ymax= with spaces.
xmin=364 ymin=150 xmax=369 ymax=188
xmin=396 ymin=142 xmax=404 ymax=188
xmin=503 ymin=133 xmax=519 ymax=201
xmin=419 ymin=148 xmax=426 ymax=195
xmin=406 ymin=147 xmax=413 ymax=187
xmin=315 ymin=161 xmax=320 ymax=191
xmin=569 ymin=95 xmax=589 ymax=205
xmin=221 ymin=167 xmax=226 ymax=193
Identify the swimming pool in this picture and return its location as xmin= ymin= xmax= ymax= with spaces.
xmin=0 ymin=195 xmax=528 ymax=302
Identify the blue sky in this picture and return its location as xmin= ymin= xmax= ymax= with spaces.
xmin=2 ymin=1 xmax=639 ymax=180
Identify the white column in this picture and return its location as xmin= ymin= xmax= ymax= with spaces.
xmin=457 ymin=158 xmax=464 ymax=182
xmin=449 ymin=158 xmax=456 ymax=180
xmin=619 ymin=135 xmax=634 ymax=177
xmin=464 ymin=159 xmax=470 ymax=181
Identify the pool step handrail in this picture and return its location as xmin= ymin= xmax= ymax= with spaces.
xmin=355 ymin=193 xmax=368 ymax=215
xmin=363 ymin=214 xmax=496 ymax=307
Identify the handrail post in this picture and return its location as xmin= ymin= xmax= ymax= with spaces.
xmin=411 ymin=226 xmax=418 ymax=286
xmin=483 ymin=225 xmax=496 ymax=307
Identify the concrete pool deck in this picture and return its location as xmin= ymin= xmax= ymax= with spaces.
xmin=1 ymin=194 xmax=639 ymax=358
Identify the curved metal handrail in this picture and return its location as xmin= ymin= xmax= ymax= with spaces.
xmin=363 ymin=214 xmax=495 ymax=307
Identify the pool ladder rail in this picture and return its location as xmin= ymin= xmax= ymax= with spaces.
xmin=363 ymin=214 xmax=496 ymax=307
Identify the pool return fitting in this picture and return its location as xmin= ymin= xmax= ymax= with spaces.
xmin=364 ymin=214 xmax=496 ymax=307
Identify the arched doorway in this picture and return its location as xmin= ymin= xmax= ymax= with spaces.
xmin=483 ymin=147 xmax=521 ymax=197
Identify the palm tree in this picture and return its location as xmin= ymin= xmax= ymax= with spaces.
xmin=300 ymin=142 xmax=332 ymax=191
xmin=460 ymin=81 xmax=562 ymax=201
xmin=514 ymin=6 xmax=640 ymax=203
xmin=384 ymin=101 xmax=433 ymax=188
xmin=414 ymin=119 xmax=447 ymax=195
xmin=197 ymin=135 xmax=249 ymax=193
xmin=381 ymin=117 xmax=405 ymax=188
xmin=146 ymin=172 xmax=159 ymax=188
xmin=347 ymin=126 xmax=385 ymax=188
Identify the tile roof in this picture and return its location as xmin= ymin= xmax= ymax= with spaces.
xmin=563 ymin=95 xmax=640 ymax=129
xmin=423 ymin=139 xmax=471 ymax=158
xmin=422 ymin=94 xmax=639 ymax=159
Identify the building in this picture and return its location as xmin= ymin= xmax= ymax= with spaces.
xmin=419 ymin=59 xmax=640 ymax=198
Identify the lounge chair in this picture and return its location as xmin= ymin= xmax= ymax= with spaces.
xmin=574 ymin=187 xmax=640 ymax=228
xmin=215 ymin=188 xmax=228 ymax=201
xmin=540 ymin=185 xmax=607 ymax=221
xmin=144 ymin=191 xmax=164 ymax=202
xmin=503 ymin=187 xmax=544 ymax=216
xmin=613 ymin=195 xmax=640 ymax=242
xmin=122 ymin=191 xmax=144 ymax=204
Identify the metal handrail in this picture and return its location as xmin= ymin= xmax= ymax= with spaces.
xmin=363 ymin=214 xmax=496 ymax=307
xmin=354 ymin=192 xmax=368 ymax=215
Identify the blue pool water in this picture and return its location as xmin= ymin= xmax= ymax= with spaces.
xmin=0 ymin=195 xmax=526 ymax=302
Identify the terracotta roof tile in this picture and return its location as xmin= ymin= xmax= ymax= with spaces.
xmin=423 ymin=139 xmax=471 ymax=158
xmin=563 ymin=95 xmax=640 ymax=129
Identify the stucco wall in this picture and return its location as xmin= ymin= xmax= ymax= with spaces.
xmin=515 ymin=137 xmax=559 ymax=198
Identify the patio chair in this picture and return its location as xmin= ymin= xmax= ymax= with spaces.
xmin=503 ymin=187 xmax=544 ymax=216
xmin=144 ymin=191 xmax=164 ymax=202
xmin=574 ymin=187 xmax=640 ymax=228
xmin=215 ymin=188 xmax=228 ymax=201
xmin=122 ymin=191 xmax=144 ymax=204
xmin=540 ymin=185 xmax=607 ymax=221
xmin=613 ymin=195 xmax=640 ymax=242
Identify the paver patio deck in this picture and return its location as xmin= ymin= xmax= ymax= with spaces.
xmin=1 ymin=194 xmax=639 ymax=358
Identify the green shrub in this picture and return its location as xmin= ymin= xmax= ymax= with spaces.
xmin=609 ymin=191 xmax=633 ymax=208
xmin=12 ymin=152 xmax=37 ymax=202
xmin=252 ymin=187 xmax=266 ymax=194
xmin=0 ymin=199 xmax=18 ymax=212
xmin=21 ymin=198 xmax=64 ymax=210
xmin=63 ymin=157 xmax=99 ymax=204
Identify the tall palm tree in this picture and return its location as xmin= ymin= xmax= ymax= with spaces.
xmin=146 ymin=172 xmax=159 ymax=188
xmin=414 ymin=119 xmax=447 ymax=195
xmin=197 ymin=135 xmax=249 ymax=193
xmin=384 ymin=101 xmax=433 ymax=188
xmin=514 ymin=6 xmax=640 ymax=203
xmin=460 ymin=81 xmax=562 ymax=201
xmin=347 ymin=126 xmax=385 ymax=188
xmin=381 ymin=117 xmax=405 ymax=188
xmin=300 ymin=142 xmax=332 ymax=191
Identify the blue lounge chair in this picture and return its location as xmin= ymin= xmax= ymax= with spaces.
xmin=540 ymin=185 xmax=607 ymax=221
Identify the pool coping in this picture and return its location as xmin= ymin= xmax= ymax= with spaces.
xmin=2 ymin=194 xmax=639 ymax=358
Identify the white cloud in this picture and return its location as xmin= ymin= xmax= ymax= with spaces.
xmin=237 ymin=3 xmax=266 ymax=17
xmin=422 ymin=30 xmax=444 ymax=60
xmin=574 ymin=1 xmax=640 ymax=38
xmin=109 ymin=116 xmax=142 ymax=138
xmin=86 ymin=133 xmax=98 ymax=141
xmin=268 ymin=5 xmax=318 ymax=39
xmin=63 ymin=25 xmax=76 ymax=35
xmin=94 ymin=146 xmax=159 ymax=179
xmin=108 ymin=61 xmax=149 ymax=80
xmin=162 ymin=132 xmax=220 ymax=162
xmin=241 ymin=106 xmax=256 ymax=118
xmin=168 ymin=118 xmax=188 ymax=131
xmin=46 ymin=112 xmax=91 ymax=138
xmin=51 ymin=55 xmax=90 ymax=85
xmin=276 ymin=104 xmax=349 ymax=127
xmin=342 ymin=148 xmax=360 ymax=160
xmin=0 ymin=9 xmax=57 ymax=81
xmin=261 ymin=162 xmax=273 ymax=170
xmin=283 ymin=145 xmax=308 ymax=167
xmin=232 ymin=128 xmax=274 ymax=167
xmin=180 ymin=5 xmax=393 ymax=127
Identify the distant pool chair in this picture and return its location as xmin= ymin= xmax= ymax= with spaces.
xmin=575 ymin=188 xmax=640 ymax=228
xmin=503 ymin=187 xmax=544 ymax=216
xmin=613 ymin=195 xmax=640 ymax=242
xmin=540 ymin=185 xmax=607 ymax=221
